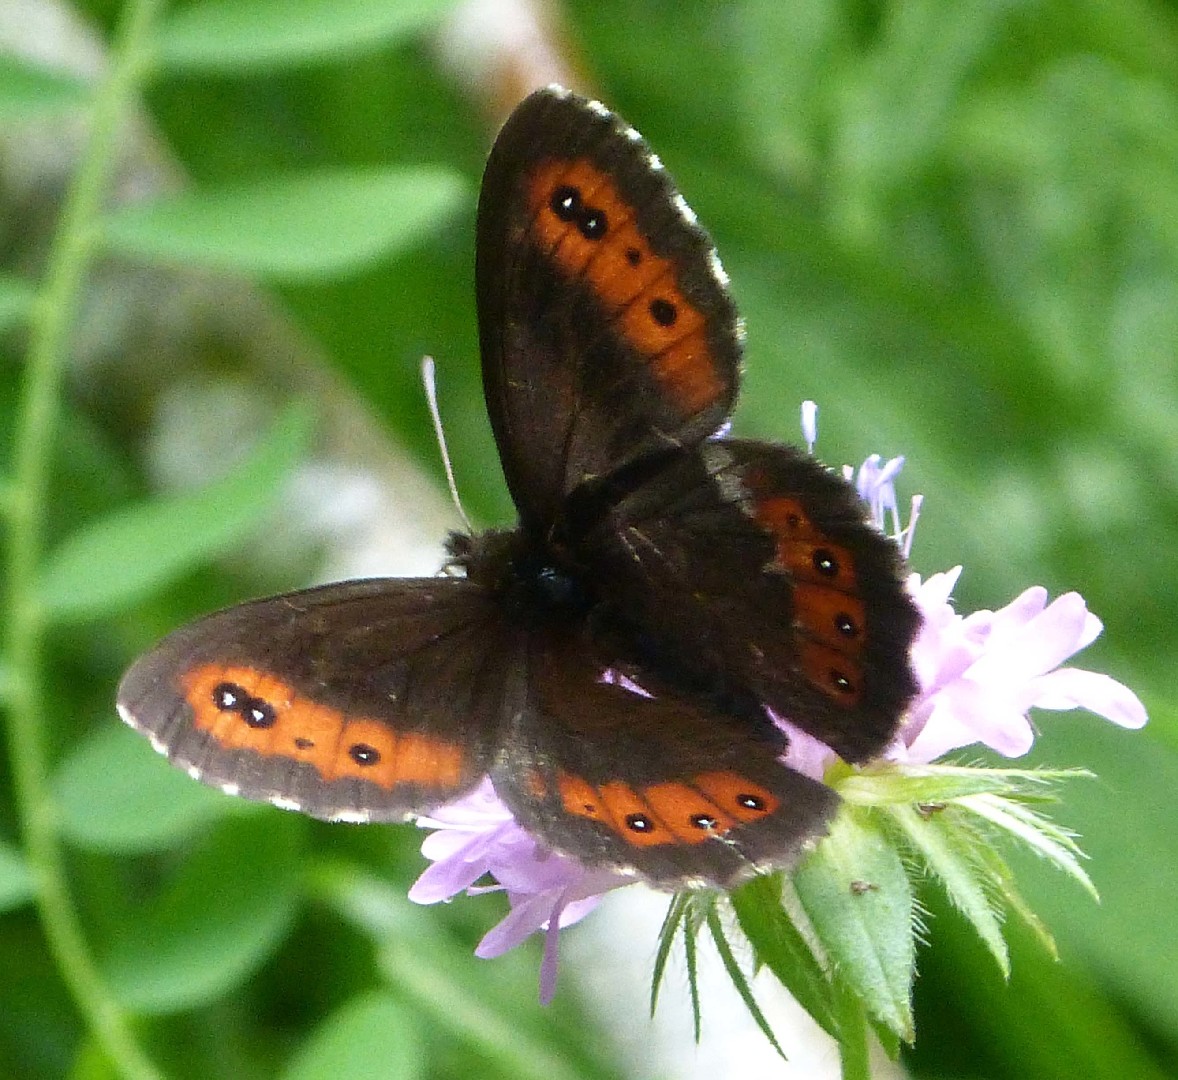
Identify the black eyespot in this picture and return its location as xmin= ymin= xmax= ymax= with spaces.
xmin=578 ymin=207 xmax=608 ymax=239
xmin=690 ymin=813 xmax=719 ymax=831
xmin=212 ymin=682 xmax=244 ymax=712
xmin=835 ymin=613 xmax=858 ymax=637
xmin=625 ymin=246 xmax=641 ymax=266
xmin=649 ymin=298 xmax=677 ymax=326
xmin=294 ymin=737 xmax=314 ymax=750
xmin=831 ymin=670 xmax=855 ymax=694
xmin=550 ymin=185 xmax=580 ymax=220
xmin=243 ymin=697 xmax=276 ymax=729
xmin=737 ymin=794 xmax=767 ymax=812
xmin=625 ymin=813 xmax=654 ymax=833
xmin=813 ymin=548 xmax=839 ymax=576
xmin=349 ymin=743 xmax=380 ymax=766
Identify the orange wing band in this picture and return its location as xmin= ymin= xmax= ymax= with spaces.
xmin=181 ymin=664 xmax=467 ymax=791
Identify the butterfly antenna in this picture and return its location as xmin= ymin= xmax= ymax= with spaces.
xmin=421 ymin=356 xmax=474 ymax=533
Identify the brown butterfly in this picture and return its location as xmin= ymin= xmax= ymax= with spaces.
xmin=118 ymin=86 xmax=920 ymax=890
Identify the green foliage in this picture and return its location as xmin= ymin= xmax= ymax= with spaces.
xmin=154 ymin=0 xmax=456 ymax=73
xmin=103 ymin=171 xmax=468 ymax=280
xmin=0 ymin=55 xmax=90 ymax=120
xmin=794 ymin=809 xmax=916 ymax=1044
xmin=55 ymin=724 xmax=250 ymax=854
xmin=1 ymin=1 xmax=1175 ymax=1078
xmin=0 ymin=839 xmax=35 ymax=911
xmin=38 ymin=402 xmax=312 ymax=621
xmin=280 ymin=992 xmax=424 ymax=1080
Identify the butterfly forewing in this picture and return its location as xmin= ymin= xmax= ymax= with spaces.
xmin=117 ymin=579 xmax=514 ymax=822
xmin=477 ymin=87 xmax=743 ymax=533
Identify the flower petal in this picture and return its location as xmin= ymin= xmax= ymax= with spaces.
xmin=1029 ymin=668 xmax=1148 ymax=728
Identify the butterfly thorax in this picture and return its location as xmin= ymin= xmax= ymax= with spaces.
xmin=446 ymin=527 xmax=594 ymax=630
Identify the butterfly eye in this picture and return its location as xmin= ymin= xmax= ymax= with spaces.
xmin=348 ymin=743 xmax=380 ymax=766
xmin=578 ymin=207 xmax=608 ymax=239
xmin=812 ymin=549 xmax=839 ymax=576
xmin=835 ymin=613 xmax=858 ymax=637
xmin=649 ymin=298 xmax=677 ymax=326
xmin=625 ymin=813 xmax=655 ymax=833
xmin=830 ymin=670 xmax=856 ymax=695
xmin=550 ymin=184 xmax=580 ymax=220
xmin=243 ymin=698 xmax=276 ymax=729
xmin=212 ymin=682 xmax=243 ymax=711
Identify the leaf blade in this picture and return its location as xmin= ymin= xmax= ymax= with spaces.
xmin=156 ymin=0 xmax=455 ymax=72
xmin=281 ymin=992 xmax=424 ymax=1080
xmin=55 ymin=724 xmax=251 ymax=854
xmin=793 ymin=809 xmax=915 ymax=1043
xmin=102 ymin=169 xmax=467 ymax=281
xmin=0 ymin=55 xmax=89 ymax=121
xmin=37 ymin=401 xmax=311 ymax=621
xmin=729 ymin=872 xmax=838 ymax=1038
xmin=886 ymin=803 xmax=1010 ymax=976
xmin=0 ymin=840 xmax=35 ymax=912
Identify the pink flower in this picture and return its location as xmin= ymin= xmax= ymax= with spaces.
xmin=407 ymin=779 xmax=629 ymax=1003
xmin=895 ymin=568 xmax=1147 ymax=763
xmin=408 ymin=410 xmax=1147 ymax=1001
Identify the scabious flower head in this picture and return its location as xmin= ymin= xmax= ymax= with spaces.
xmin=408 ymin=778 xmax=629 ymax=1003
xmin=408 ymin=402 xmax=1147 ymax=1003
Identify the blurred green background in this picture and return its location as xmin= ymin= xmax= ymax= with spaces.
xmin=1 ymin=0 xmax=1176 ymax=1077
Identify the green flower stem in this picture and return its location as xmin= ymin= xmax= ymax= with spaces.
xmin=834 ymin=980 xmax=872 ymax=1080
xmin=3 ymin=2 xmax=165 ymax=1078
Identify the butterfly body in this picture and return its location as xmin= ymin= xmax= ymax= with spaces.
xmin=119 ymin=87 xmax=920 ymax=889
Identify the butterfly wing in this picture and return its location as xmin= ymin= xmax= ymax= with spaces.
xmin=117 ymin=578 xmax=521 ymax=822
xmin=477 ymin=86 xmax=743 ymax=532
xmin=491 ymin=629 xmax=836 ymax=889
xmin=580 ymin=440 xmax=921 ymax=763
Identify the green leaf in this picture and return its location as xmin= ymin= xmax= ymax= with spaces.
xmin=836 ymin=762 xmax=1088 ymax=807
xmin=968 ymin=833 xmax=1060 ymax=961
xmin=683 ymin=895 xmax=703 ymax=1043
xmin=0 ymin=55 xmax=89 ymax=120
xmin=793 ymin=808 xmax=915 ymax=1043
xmin=0 ymin=840 xmax=35 ymax=912
xmin=282 ymin=992 xmax=424 ymax=1080
xmin=0 ymin=274 xmax=35 ymax=332
xmin=102 ymin=169 xmax=467 ymax=281
xmin=104 ymin=814 xmax=302 ymax=1014
xmin=886 ymin=803 xmax=1010 ymax=976
xmin=704 ymin=902 xmax=786 ymax=1060
xmin=651 ymin=892 xmax=690 ymax=1017
xmin=957 ymin=793 xmax=1098 ymax=900
xmin=317 ymin=865 xmax=612 ymax=1080
xmin=156 ymin=0 xmax=455 ymax=73
xmin=729 ymin=872 xmax=838 ymax=1039
xmin=55 ymin=723 xmax=250 ymax=854
xmin=37 ymin=400 xmax=311 ymax=621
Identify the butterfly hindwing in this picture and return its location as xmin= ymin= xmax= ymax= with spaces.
xmin=490 ymin=630 xmax=837 ymax=889
xmin=117 ymin=579 xmax=517 ymax=822
xmin=581 ymin=440 xmax=921 ymax=762
xmin=477 ymin=87 xmax=743 ymax=533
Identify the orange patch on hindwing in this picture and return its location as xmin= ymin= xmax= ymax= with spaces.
xmin=526 ymin=158 xmax=723 ymax=414
xmin=744 ymin=471 xmax=869 ymax=706
xmin=556 ymin=770 xmax=776 ymax=848
xmin=180 ymin=664 xmax=466 ymax=790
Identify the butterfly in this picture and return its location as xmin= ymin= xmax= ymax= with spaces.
xmin=118 ymin=85 xmax=921 ymax=890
